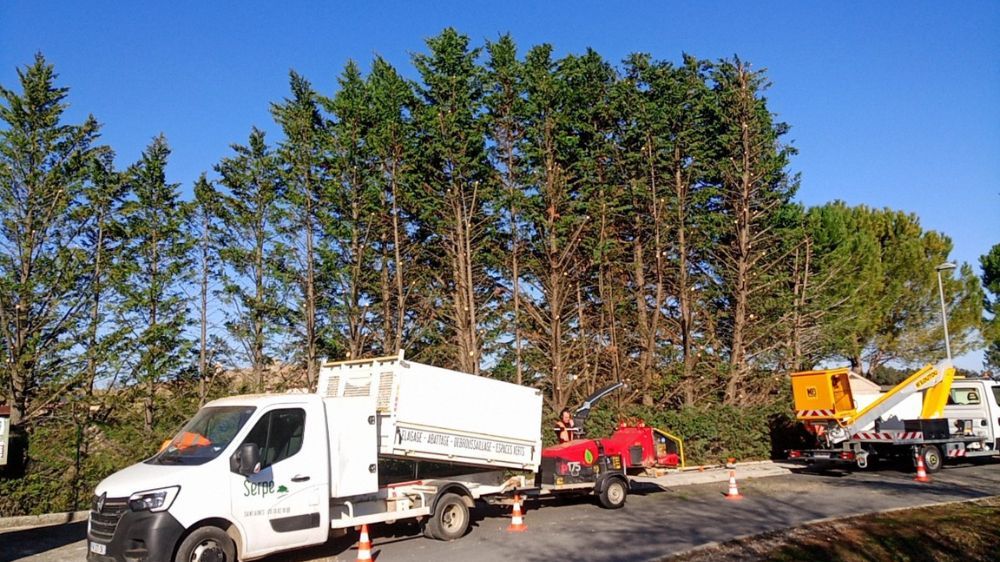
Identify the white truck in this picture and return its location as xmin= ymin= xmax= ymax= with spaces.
xmin=788 ymin=361 xmax=1000 ymax=472
xmin=87 ymin=352 xmax=544 ymax=562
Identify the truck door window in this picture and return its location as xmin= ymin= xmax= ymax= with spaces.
xmin=241 ymin=408 xmax=306 ymax=469
xmin=992 ymin=386 xmax=1000 ymax=407
xmin=949 ymin=388 xmax=981 ymax=406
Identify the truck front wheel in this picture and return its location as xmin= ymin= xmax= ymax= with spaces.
xmin=919 ymin=445 xmax=943 ymax=473
xmin=598 ymin=478 xmax=628 ymax=509
xmin=425 ymin=493 xmax=470 ymax=541
xmin=174 ymin=526 xmax=236 ymax=562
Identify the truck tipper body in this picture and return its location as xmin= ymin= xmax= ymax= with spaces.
xmin=787 ymin=360 xmax=1000 ymax=472
xmin=87 ymin=353 xmax=545 ymax=562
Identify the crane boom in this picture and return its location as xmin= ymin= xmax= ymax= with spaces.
xmin=844 ymin=360 xmax=954 ymax=435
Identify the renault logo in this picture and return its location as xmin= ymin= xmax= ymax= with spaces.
xmin=96 ymin=492 xmax=106 ymax=513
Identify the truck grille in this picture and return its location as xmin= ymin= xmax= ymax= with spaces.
xmin=89 ymin=495 xmax=129 ymax=542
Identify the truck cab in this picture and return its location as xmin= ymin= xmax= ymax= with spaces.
xmin=943 ymin=378 xmax=1000 ymax=455
xmin=88 ymin=394 xmax=331 ymax=562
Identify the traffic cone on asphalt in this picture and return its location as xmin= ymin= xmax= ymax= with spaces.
xmin=355 ymin=524 xmax=373 ymax=561
xmin=724 ymin=470 xmax=743 ymax=500
xmin=914 ymin=455 xmax=931 ymax=483
xmin=507 ymin=494 xmax=528 ymax=532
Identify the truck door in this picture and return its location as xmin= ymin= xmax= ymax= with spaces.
xmin=230 ymin=402 xmax=329 ymax=557
xmin=945 ymin=384 xmax=995 ymax=446
xmin=988 ymin=384 xmax=1000 ymax=451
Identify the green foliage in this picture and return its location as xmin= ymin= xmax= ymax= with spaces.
xmin=213 ymin=129 xmax=290 ymax=389
xmin=981 ymin=243 xmax=1000 ymax=371
xmin=116 ymin=136 xmax=193 ymax=431
xmin=0 ymin=54 xmax=103 ymax=426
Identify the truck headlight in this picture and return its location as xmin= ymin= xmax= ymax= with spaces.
xmin=128 ymin=486 xmax=180 ymax=512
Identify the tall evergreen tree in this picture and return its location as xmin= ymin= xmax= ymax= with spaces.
xmin=484 ymin=34 xmax=528 ymax=384
xmin=271 ymin=72 xmax=330 ymax=387
xmin=518 ymin=47 xmax=613 ymax=409
xmin=707 ymin=58 xmax=797 ymax=403
xmin=981 ymin=243 xmax=1000 ymax=372
xmin=117 ymin=136 xmax=192 ymax=432
xmin=191 ymin=175 xmax=226 ymax=403
xmin=366 ymin=57 xmax=420 ymax=355
xmin=69 ymin=151 xmax=128 ymax=507
xmin=214 ymin=128 xmax=289 ymax=391
xmin=0 ymin=54 xmax=101 ymax=428
xmin=411 ymin=28 xmax=496 ymax=374
xmin=322 ymin=61 xmax=380 ymax=359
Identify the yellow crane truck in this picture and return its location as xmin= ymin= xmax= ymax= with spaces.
xmin=787 ymin=360 xmax=1000 ymax=472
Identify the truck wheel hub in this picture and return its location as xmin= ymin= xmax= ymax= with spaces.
xmin=191 ymin=541 xmax=226 ymax=562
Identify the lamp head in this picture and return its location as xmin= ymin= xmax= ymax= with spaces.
xmin=935 ymin=262 xmax=957 ymax=272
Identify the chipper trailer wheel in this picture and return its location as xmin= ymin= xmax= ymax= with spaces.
xmin=598 ymin=478 xmax=628 ymax=509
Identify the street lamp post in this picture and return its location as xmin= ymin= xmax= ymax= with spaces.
xmin=935 ymin=262 xmax=957 ymax=362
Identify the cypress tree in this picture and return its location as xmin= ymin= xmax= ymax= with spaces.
xmin=116 ymin=135 xmax=192 ymax=432
xmin=0 ymin=54 xmax=101 ymax=428
xmin=366 ymin=57 xmax=420 ymax=355
xmin=271 ymin=72 xmax=329 ymax=387
xmin=411 ymin=28 xmax=495 ymax=374
xmin=214 ymin=128 xmax=289 ymax=391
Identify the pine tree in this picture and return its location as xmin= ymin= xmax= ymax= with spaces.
xmin=0 ymin=54 xmax=101 ymax=428
xmin=117 ymin=135 xmax=192 ymax=432
xmin=854 ymin=210 xmax=982 ymax=373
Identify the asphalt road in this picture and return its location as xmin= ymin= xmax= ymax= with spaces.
xmin=5 ymin=460 xmax=1000 ymax=562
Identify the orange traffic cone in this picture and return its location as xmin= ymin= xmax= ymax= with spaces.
xmin=356 ymin=524 xmax=373 ymax=561
xmin=724 ymin=470 xmax=743 ymax=500
xmin=507 ymin=494 xmax=527 ymax=532
xmin=914 ymin=455 xmax=931 ymax=483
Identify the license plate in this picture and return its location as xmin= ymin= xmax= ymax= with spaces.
xmin=90 ymin=542 xmax=107 ymax=555
xmin=812 ymin=452 xmax=830 ymax=459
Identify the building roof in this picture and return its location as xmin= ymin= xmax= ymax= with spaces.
xmin=848 ymin=372 xmax=882 ymax=393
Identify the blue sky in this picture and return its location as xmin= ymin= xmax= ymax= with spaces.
xmin=2 ymin=2 xmax=998 ymax=368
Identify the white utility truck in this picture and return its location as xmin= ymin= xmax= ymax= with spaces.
xmin=87 ymin=352 xmax=543 ymax=562
xmin=788 ymin=360 xmax=1000 ymax=472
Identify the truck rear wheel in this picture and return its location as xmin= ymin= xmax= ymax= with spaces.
xmin=424 ymin=493 xmax=470 ymax=541
xmin=919 ymin=445 xmax=943 ymax=473
xmin=174 ymin=525 xmax=235 ymax=562
xmin=598 ymin=478 xmax=628 ymax=509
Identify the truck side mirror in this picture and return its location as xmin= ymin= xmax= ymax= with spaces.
xmin=230 ymin=443 xmax=260 ymax=476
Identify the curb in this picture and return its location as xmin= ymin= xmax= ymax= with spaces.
xmin=634 ymin=460 xmax=793 ymax=489
xmin=0 ymin=509 xmax=89 ymax=531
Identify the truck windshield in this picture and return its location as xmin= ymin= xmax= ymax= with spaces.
xmin=148 ymin=406 xmax=256 ymax=466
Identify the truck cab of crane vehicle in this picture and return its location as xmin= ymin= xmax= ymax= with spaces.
xmin=944 ymin=378 xmax=1000 ymax=451
xmin=88 ymin=394 xmax=332 ymax=562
